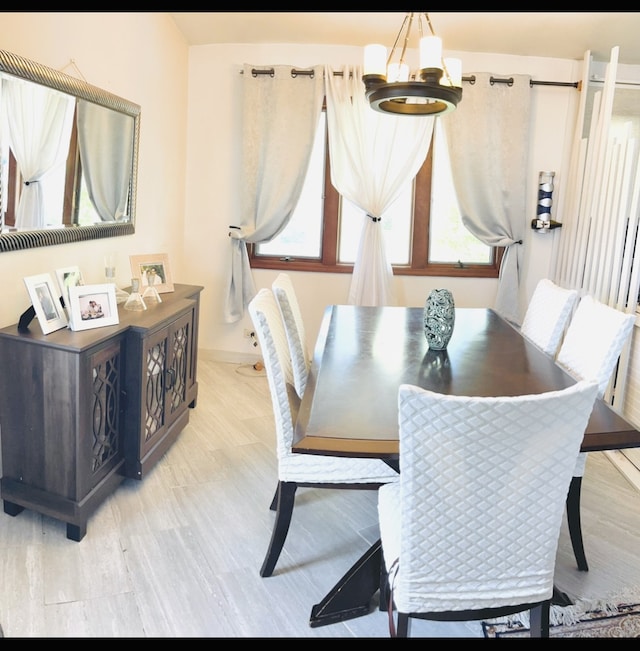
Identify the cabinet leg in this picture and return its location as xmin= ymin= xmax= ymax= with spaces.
xmin=66 ymin=522 xmax=87 ymax=542
xmin=3 ymin=500 xmax=24 ymax=516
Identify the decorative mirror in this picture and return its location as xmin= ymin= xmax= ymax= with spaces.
xmin=0 ymin=49 xmax=140 ymax=253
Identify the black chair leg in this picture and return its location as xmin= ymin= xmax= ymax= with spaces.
xmin=529 ymin=601 xmax=551 ymax=637
xmin=566 ymin=475 xmax=589 ymax=571
xmin=268 ymin=484 xmax=278 ymax=511
xmin=260 ymin=481 xmax=297 ymax=577
xmin=379 ymin=564 xmax=389 ymax=612
xmin=396 ymin=613 xmax=410 ymax=637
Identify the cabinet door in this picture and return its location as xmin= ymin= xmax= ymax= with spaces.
xmin=140 ymin=309 xmax=193 ymax=461
xmin=80 ymin=338 xmax=126 ymax=495
xmin=165 ymin=310 xmax=192 ymax=430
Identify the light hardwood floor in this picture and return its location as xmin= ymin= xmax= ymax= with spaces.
xmin=1 ymin=357 xmax=640 ymax=637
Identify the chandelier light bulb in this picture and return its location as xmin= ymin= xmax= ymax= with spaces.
xmin=419 ymin=36 xmax=442 ymax=70
xmin=387 ymin=62 xmax=410 ymax=83
xmin=364 ymin=44 xmax=387 ymax=77
xmin=441 ymin=58 xmax=462 ymax=87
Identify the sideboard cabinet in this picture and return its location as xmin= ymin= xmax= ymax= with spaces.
xmin=0 ymin=283 xmax=202 ymax=541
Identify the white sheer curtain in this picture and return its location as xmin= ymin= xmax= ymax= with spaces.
xmin=223 ymin=64 xmax=324 ymax=323
xmin=2 ymin=76 xmax=75 ymax=229
xmin=324 ymin=65 xmax=434 ymax=306
xmin=443 ymin=72 xmax=531 ymax=325
xmin=77 ymin=99 xmax=134 ymax=222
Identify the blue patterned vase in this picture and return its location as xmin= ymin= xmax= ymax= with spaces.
xmin=423 ymin=289 xmax=455 ymax=350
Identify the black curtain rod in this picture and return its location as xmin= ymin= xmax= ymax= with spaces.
xmin=243 ymin=67 xmax=580 ymax=89
xmin=465 ymin=75 xmax=580 ymax=89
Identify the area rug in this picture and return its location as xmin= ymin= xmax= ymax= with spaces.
xmin=483 ymin=594 xmax=640 ymax=638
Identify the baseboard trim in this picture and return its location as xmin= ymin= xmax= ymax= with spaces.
xmin=198 ymin=348 xmax=261 ymax=365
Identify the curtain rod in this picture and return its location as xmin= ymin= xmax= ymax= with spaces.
xmin=242 ymin=67 xmax=580 ymax=89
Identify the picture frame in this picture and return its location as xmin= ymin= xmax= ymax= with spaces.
xmin=67 ymin=284 xmax=120 ymax=332
xmin=129 ymin=253 xmax=174 ymax=294
xmin=55 ymin=265 xmax=84 ymax=312
xmin=23 ymin=273 xmax=68 ymax=335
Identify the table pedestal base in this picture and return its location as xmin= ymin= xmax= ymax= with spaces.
xmin=309 ymin=540 xmax=382 ymax=627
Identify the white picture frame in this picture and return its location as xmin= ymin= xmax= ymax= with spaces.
xmin=67 ymin=283 xmax=120 ymax=332
xmin=129 ymin=253 xmax=174 ymax=293
xmin=55 ymin=265 xmax=84 ymax=313
xmin=23 ymin=273 xmax=68 ymax=334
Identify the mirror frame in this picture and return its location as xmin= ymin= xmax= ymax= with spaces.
xmin=0 ymin=49 xmax=140 ymax=253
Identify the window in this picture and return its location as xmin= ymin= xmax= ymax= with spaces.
xmin=250 ymin=112 xmax=503 ymax=278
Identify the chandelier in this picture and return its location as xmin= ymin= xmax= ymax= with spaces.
xmin=363 ymin=12 xmax=462 ymax=116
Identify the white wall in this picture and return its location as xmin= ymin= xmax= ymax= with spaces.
xmin=0 ymin=12 xmax=189 ymax=329
xmin=184 ymin=43 xmax=583 ymax=359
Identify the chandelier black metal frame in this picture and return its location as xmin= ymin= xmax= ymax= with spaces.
xmin=362 ymin=12 xmax=463 ymax=116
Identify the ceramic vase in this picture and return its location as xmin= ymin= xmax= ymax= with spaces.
xmin=423 ymin=288 xmax=455 ymax=350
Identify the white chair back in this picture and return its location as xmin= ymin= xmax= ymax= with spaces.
xmin=248 ymin=288 xmax=297 ymax=459
xmin=272 ymin=273 xmax=310 ymax=398
xmin=520 ymin=279 xmax=578 ymax=356
xmin=556 ymin=294 xmax=636 ymax=398
xmin=249 ymin=287 xmax=397 ymax=483
xmin=378 ymin=380 xmax=598 ymax=619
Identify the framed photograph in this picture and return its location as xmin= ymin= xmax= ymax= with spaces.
xmin=55 ymin=266 xmax=84 ymax=311
xmin=24 ymin=273 xmax=68 ymax=334
xmin=67 ymin=284 xmax=120 ymax=332
xmin=130 ymin=253 xmax=174 ymax=294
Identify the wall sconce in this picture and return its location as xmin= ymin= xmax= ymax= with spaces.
xmin=531 ymin=171 xmax=562 ymax=233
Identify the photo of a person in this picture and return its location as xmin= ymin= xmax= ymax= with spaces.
xmin=66 ymin=284 xmax=119 ymax=332
xmin=63 ymin=271 xmax=82 ymax=292
xmin=80 ymin=294 xmax=109 ymax=320
xmin=56 ymin=267 xmax=85 ymax=310
xmin=140 ymin=263 xmax=166 ymax=286
xmin=36 ymin=284 xmax=58 ymax=321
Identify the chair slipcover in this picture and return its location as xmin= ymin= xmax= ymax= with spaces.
xmin=555 ymin=294 xmax=636 ymax=570
xmin=378 ymin=380 xmax=599 ymax=637
xmin=557 ymin=295 xmax=636 ymax=398
xmin=520 ymin=279 xmax=578 ymax=357
xmin=248 ymin=288 xmax=398 ymax=576
xmin=272 ymin=273 xmax=310 ymax=398
xmin=557 ymin=295 xmax=636 ymax=480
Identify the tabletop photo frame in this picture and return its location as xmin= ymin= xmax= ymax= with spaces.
xmin=23 ymin=273 xmax=68 ymax=334
xmin=67 ymin=283 xmax=119 ymax=332
xmin=55 ymin=265 xmax=85 ymax=314
xmin=129 ymin=253 xmax=174 ymax=294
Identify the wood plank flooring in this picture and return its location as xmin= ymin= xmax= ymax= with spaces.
xmin=1 ymin=357 xmax=640 ymax=637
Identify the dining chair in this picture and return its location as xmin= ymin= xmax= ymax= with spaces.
xmin=378 ymin=380 xmax=599 ymax=638
xmin=555 ymin=294 xmax=636 ymax=572
xmin=248 ymin=288 xmax=398 ymax=578
xmin=520 ymin=278 xmax=578 ymax=356
xmin=271 ymin=273 xmax=310 ymax=399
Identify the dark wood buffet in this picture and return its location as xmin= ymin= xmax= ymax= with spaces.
xmin=0 ymin=283 xmax=203 ymax=541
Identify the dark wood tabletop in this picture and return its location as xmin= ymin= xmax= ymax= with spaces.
xmin=293 ymin=305 xmax=640 ymax=459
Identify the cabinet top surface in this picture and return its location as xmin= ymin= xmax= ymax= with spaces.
xmin=0 ymin=283 xmax=203 ymax=352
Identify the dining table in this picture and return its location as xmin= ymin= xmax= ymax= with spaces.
xmin=292 ymin=304 xmax=640 ymax=628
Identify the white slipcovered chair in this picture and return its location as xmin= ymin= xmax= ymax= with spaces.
xmin=378 ymin=380 xmax=599 ymax=638
xmin=520 ymin=278 xmax=578 ymax=357
xmin=272 ymin=273 xmax=310 ymax=399
xmin=248 ymin=288 xmax=398 ymax=578
xmin=556 ymin=294 xmax=636 ymax=571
